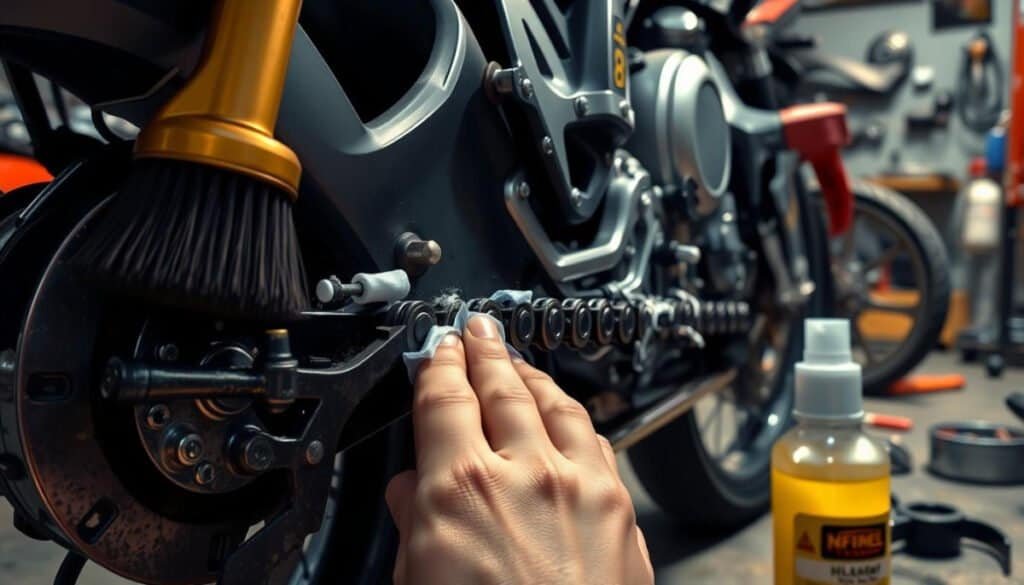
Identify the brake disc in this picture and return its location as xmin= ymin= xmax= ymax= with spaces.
xmin=3 ymin=201 xmax=269 ymax=584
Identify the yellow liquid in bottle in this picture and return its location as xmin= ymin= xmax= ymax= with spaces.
xmin=772 ymin=469 xmax=890 ymax=584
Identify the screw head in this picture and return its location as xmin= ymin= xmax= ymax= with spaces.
xmin=640 ymin=192 xmax=652 ymax=207
xmin=516 ymin=180 xmax=531 ymax=200
xmin=570 ymin=188 xmax=584 ymax=208
xmin=619 ymin=100 xmax=633 ymax=120
xmin=177 ymin=433 xmax=205 ymax=466
xmin=541 ymin=136 xmax=554 ymax=156
xmin=157 ymin=344 xmax=179 ymax=362
xmin=518 ymin=76 xmax=534 ymax=99
xmin=194 ymin=462 xmax=216 ymax=486
xmin=305 ymin=440 xmax=325 ymax=466
xmin=574 ymin=96 xmax=590 ymax=116
xmin=146 ymin=404 xmax=171 ymax=430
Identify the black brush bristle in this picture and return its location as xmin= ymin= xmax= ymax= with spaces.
xmin=74 ymin=159 xmax=308 ymax=321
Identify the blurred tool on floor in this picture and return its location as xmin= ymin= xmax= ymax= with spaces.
xmin=888 ymin=373 xmax=966 ymax=395
xmin=865 ymin=411 xmax=914 ymax=431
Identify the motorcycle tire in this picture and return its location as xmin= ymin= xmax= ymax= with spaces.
xmin=829 ymin=180 xmax=950 ymax=395
xmin=627 ymin=179 xmax=831 ymax=531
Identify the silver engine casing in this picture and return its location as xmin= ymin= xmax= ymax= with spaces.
xmin=627 ymin=49 xmax=732 ymax=216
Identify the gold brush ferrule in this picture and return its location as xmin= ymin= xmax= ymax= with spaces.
xmin=134 ymin=0 xmax=303 ymax=198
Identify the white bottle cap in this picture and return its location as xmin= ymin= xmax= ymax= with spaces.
xmin=794 ymin=319 xmax=864 ymax=421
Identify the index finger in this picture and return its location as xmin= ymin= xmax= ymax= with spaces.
xmin=412 ymin=333 xmax=489 ymax=473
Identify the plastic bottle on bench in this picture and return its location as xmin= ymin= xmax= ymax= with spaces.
xmin=772 ymin=319 xmax=891 ymax=585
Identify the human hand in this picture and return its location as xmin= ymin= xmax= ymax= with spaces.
xmin=385 ymin=315 xmax=654 ymax=585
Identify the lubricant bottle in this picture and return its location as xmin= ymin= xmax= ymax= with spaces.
xmin=772 ymin=319 xmax=891 ymax=584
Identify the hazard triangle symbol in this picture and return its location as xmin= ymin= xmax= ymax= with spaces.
xmin=797 ymin=531 xmax=815 ymax=554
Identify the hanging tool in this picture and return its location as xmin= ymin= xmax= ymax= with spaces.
xmin=957 ymin=31 xmax=1004 ymax=133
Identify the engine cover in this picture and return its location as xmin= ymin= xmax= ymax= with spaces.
xmin=628 ymin=49 xmax=732 ymax=215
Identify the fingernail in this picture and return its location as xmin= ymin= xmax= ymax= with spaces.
xmin=467 ymin=314 xmax=498 ymax=339
xmin=439 ymin=333 xmax=459 ymax=346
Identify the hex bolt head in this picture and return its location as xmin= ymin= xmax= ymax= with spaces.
xmin=619 ymin=99 xmax=632 ymax=118
xmin=518 ymin=76 xmax=534 ymax=99
xmin=571 ymin=188 xmax=584 ymax=208
xmin=194 ymin=462 xmax=216 ymax=486
xmin=145 ymin=404 xmax=171 ymax=430
xmin=488 ymin=65 xmax=517 ymax=97
xmin=240 ymin=435 xmax=275 ymax=473
xmin=574 ymin=96 xmax=590 ymax=116
xmin=176 ymin=433 xmax=205 ymax=466
xmin=305 ymin=440 xmax=325 ymax=466
xmin=541 ymin=136 xmax=554 ymax=156
xmin=516 ymin=180 xmax=532 ymax=200
xmin=402 ymin=237 xmax=443 ymax=267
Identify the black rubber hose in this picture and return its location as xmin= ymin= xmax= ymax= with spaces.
xmin=54 ymin=551 xmax=87 ymax=585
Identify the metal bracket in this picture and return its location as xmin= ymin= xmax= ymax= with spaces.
xmin=505 ymin=158 xmax=651 ymax=283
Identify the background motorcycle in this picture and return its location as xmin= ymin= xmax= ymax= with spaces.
xmin=0 ymin=0 xmax=837 ymax=583
xmin=759 ymin=2 xmax=952 ymax=394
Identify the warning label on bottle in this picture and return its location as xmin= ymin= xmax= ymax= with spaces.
xmin=794 ymin=513 xmax=890 ymax=584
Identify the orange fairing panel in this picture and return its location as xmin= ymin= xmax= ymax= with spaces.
xmin=0 ymin=154 xmax=51 ymax=192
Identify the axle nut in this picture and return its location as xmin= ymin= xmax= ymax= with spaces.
xmin=239 ymin=435 xmax=275 ymax=474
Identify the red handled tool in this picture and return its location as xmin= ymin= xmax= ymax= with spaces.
xmin=864 ymin=412 xmax=913 ymax=432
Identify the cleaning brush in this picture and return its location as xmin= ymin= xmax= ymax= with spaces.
xmin=74 ymin=0 xmax=308 ymax=321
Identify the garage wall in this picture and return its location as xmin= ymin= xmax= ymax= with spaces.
xmin=793 ymin=1 xmax=1014 ymax=178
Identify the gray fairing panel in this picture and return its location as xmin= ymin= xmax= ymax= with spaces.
xmin=0 ymin=0 xmax=535 ymax=300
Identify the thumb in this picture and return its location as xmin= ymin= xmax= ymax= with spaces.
xmin=385 ymin=470 xmax=418 ymax=531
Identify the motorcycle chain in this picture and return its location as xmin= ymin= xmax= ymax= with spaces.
xmin=384 ymin=295 xmax=751 ymax=354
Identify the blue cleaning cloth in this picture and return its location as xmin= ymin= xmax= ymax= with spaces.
xmin=402 ymin=290 xmax=531 ymax=382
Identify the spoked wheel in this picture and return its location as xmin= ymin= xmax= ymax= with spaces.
xmin=692 ymin=313 xmax=790 ymax=479
xmin=823 ymin=181 xmax=950 ymax=395
xmin=627 ymin=180 xmax=829 ymax=530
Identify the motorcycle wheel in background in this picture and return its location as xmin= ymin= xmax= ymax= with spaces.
xmin=627 ymin=180 xmax=831 ymax=531
xmin=818 ymin=180 xmax=950 ymax=395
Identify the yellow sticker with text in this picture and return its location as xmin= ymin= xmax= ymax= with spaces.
xmin=612 ymin=18 xmax=626 ymax=91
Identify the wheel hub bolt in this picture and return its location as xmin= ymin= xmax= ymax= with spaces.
xmin=176 ymin=433 xmax=205 ymax=466
xmin=146 ymin=404 xmax=171 ymax=430
xmin=194 ymin=462 xmax=216 ymax=486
